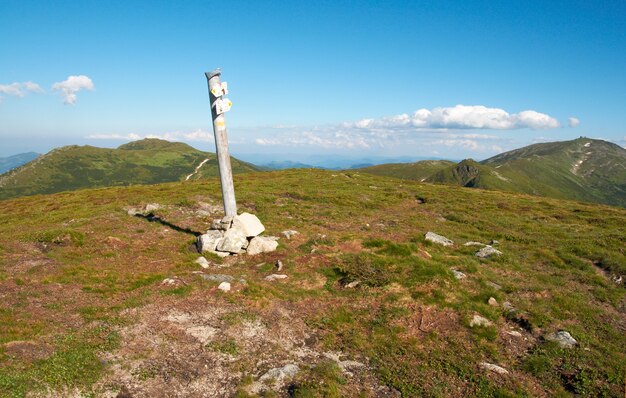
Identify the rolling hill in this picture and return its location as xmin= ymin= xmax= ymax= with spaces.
xmin=0 ymin=169 xmax=623 ymax=397
xmin=0 ymin=139 xmax=260 ymax=200
xmin=359 ymin=138 xmax=626 ymax=207
xmin=0 ymin=152 xmax=39 ymax=174
xmin=356 ymin=160 xmax=455 ymax=182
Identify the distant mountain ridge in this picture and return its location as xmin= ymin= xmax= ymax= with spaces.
xmin=0 ymin=139 xmax=259 ymax=200
xmin=358 ymin=138 xmax=626 ymax=207
xmin=0 ymin=152 xmax=40 ymax=174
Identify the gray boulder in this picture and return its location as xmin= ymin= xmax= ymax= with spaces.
xmin=247 ymin=236 xmax=279 ymax=255
xmin=476 ymin=245 xmax=502 ymax=258
xmin=197 ymin=230 xmax=224 ymax=252
xmin=217 ymin=226 xmax=247 ymax=253
xmin=425 ymin=232 xmax=453 ymax=246
xmin=546 ymin=331 xmax=577 ymax=348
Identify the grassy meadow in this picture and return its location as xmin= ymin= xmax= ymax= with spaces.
xmin=0 ymin=169 xmax=624 ymax=397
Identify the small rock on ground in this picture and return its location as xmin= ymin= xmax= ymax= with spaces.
xmin=464 ymin=241 xmax=484 ymax=246
xmin=452 ymin=270 xmax=466 ymax=280
xmin=265 ymin=274 xmax=288 ymax=281
xmin=344 ymin=280 xmax=360 ymax=288
xmin=217 ymin=282 xmax=231 ymax=292
xmin=545 ymin=330 xmax=577 ymax=348
xmin=161 ymin=278 xmax=181 ymax=286
xmin=281 ymin=230 xmax=299 ymax=239
xmin=425 ymin=232 xmax=454 ymax=246
xmin=470 ymin=314 xmax=493 ymax=327
xmin=488 ymin=297 xmax=498 ymax=306
xmin=476 ymin=245 xmax=502 ymax=258
xmin=145 ymin=203 xmax=161 ymax=212
xmin=200 ymin=274 xmax=234 ymax=283
xmin=195 ymin=257 xmax=210 ymax=268
xmin=479 ymin=362 xmax=509 ymax=375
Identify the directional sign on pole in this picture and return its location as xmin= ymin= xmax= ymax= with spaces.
xmin=210 ymin=82 xmax=228 ymax=97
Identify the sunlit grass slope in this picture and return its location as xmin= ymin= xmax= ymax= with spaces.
xmin=0 ymin=169 xmax=624 ymax=397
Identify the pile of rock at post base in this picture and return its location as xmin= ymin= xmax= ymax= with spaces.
xmin=197 ymin=212 xmax=278 ymax=257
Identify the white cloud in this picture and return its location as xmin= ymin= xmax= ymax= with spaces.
xmin=52 ymin=75 xmax=94 ymax=104
xmin=568 ymin=117 xmax=580 ymax=128
xmin=86 ymin=129 xmax=215 ymax=143
xmin=347 ymin=105 xmax=560 ymax=131
xmin=255 ymin=131 xmax=374 ymax=149
xmin=0 ymin=81 xmax=44 ymax=100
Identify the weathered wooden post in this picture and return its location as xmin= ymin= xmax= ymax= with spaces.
xmin=205 ymin=68 xmax=237 ymax=217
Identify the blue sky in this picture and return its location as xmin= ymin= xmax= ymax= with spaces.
xmin=1 ymin=0 xmax=625 ymax=162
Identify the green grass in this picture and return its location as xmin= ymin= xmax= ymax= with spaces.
xmin=0 ymin=168 xmax=624 ymax=397
xmin=0 ymin=138 xmax=260 ymax=200
xmin=360 ymin=137 xmax=626 ymax=207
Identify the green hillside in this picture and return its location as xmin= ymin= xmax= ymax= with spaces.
xmin=478 ymin=137 xmax=626 ymax=206
xmin=0 ymin=139 xmax=259 ymax=200
xmin=356 ymin=160 xmax=455 ymax=181
xmin=0 ymin=152 xmax=39 ymax=174
xmin=0 ymin=170 xmax=624 ymax=397
xmin=359 ymin=138 xmax=626 ymax=207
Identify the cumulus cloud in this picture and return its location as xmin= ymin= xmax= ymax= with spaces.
xmin=52 ymin=75 xmax=94 ymax=104
xmin=0 ymin=81 xmax=44 ymax=100
xmin=346 ymin=105 xmax=560 ymax=131
xmin=568 ymin=117 xmax=580 ymax=128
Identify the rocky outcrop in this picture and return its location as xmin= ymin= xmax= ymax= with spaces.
xmin=196 ymin=213 xmax=278 ymax=258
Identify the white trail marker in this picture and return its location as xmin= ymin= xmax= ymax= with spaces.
xmin=205 ymin=68 xmax=237 ymax=217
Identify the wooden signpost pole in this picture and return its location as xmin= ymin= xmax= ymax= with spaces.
xmin=205 ymin=69 xmax=237 ymax=217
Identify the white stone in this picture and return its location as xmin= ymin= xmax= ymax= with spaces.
xmin=207 ymin=249 xmax=230 ymax=258
xmin=145 ymin=203 xmax=161 ymax=212
xmin=265 ymin=274 xmax=288 ymax=281
xmin=488 ymin=297 xmax=498 ymax=306
xmin=470 ymin=314 xmax=493 ymax=327
xmin=546 ymin=331 xmax=577 ymax=348
xmin=195 ymin=257 xmax=210 ymax=268
xmin=425 ymin=231 xmax=454 ymax=246
xmin=281 ymin=230 xmax=299 ymax=239
xmin=259 ymin=364 xmax=299 ymax=383
xmin=479 ymin=362 xmax=509 ymax=375
xmin=232 ymin=212 xmax=265 ymax=237
xmin=197 ymin=230 xmax=224 ymax=252
xmin=218 ymin=282 xmax=231 ymax=292
xmin=476 ymin=245 xmax=502 ymax=258
xmin=247 ymin=236 xmax=279 ymax=255
xmin=217 ymin=226 xmax=247 ymax=253
xmin=464 ymin=241 xmax=484 ymax=246
xmin=161 ymin=278 xmax=178 ymax=286
xmin=210 ymin=219 xmax=223 ymax=230
xmin=452 ymin=270 xmax=466 ymax=280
